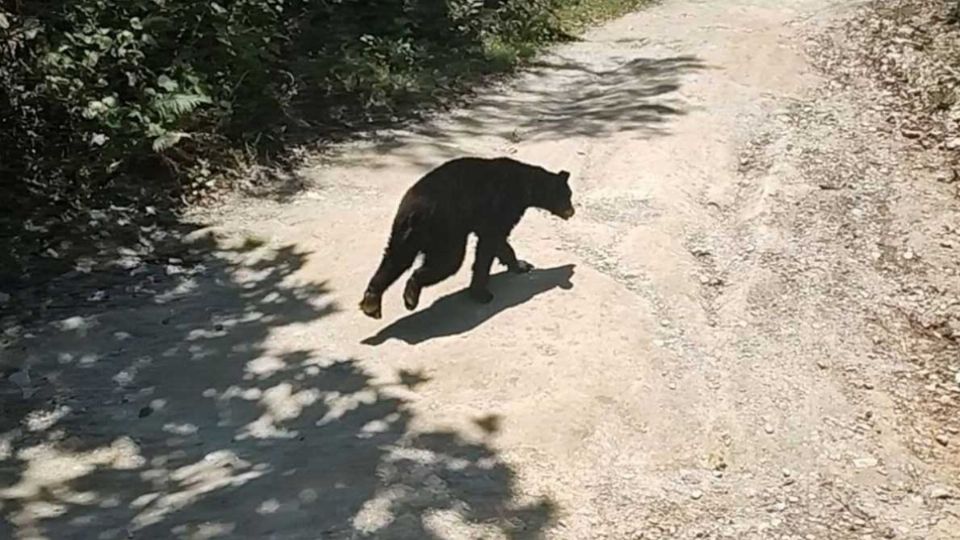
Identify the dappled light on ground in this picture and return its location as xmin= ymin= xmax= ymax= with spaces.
xmin=0 ymin=233 xmax=553 ymax=539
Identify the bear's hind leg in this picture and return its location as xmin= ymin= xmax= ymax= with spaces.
xmin=361 ymin=241 xmax=418 ymax=319
xmin=403 ymin=237 xmax=467 ymax=311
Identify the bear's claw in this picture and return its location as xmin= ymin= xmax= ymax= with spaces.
xmin=403 ymin=280 xmax=421 ymax=311
xmin=512 ymin=260 xmax=534 ymax=274
xmin=360 ymin=292 xmax=383 ymax=319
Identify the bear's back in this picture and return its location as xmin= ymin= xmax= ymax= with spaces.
xmin=399 ymin=157 xmax=543 ymax=232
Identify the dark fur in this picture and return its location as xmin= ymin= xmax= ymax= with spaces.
xmin=360 ymin=157 xmax=575 ymax=319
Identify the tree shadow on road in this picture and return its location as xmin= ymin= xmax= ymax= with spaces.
xmin=284 ymin=53 xmax=707 ymax=177
xmin=0 ymin=232 xmax=555 ymax=539
xmin=363 ymin=265 xmax=575 ymax=347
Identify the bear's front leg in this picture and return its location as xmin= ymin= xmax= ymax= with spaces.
xmin=497 ymin=241 xmax=533 ymax=274
xmin=469 ymin=237 xmax=497 ymax=303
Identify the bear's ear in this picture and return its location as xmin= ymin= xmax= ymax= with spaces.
xmin=558 ymin=170 xmax=571 ymax=183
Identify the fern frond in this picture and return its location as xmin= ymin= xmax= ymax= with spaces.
xmin=152 ymin=93 xmax=212 ymax=119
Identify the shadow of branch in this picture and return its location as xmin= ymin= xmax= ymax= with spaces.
xmin=0 ymin=230 xmax=554 ymax=539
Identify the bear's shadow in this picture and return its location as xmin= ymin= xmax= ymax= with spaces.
xmin=362 ymin=264 xmax=575 ymax=346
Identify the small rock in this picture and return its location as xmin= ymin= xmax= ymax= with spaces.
xmin=935 ymin=434 xmax=949 ymax=447
xmin=691 ymin=490 xmax=703 ymax=500
xmin=901 ymin=127 xmax=922 ymax=139
xmin=903 ymin=250 xmax=915 ymax=261
xmin=936 ymin=170 xmax=958 ymax=183
xmin=816 ymin=359 xmax=829 ymax=370
xmin=929 ymin=486 xmax=953 ymax=500
xmin=138 ymin=406 xmax=153 ymax=418
xmin=946 ymin=138 xmax=960 ymax=150
xmin=764 ymin=424 xmax=775 ymax=434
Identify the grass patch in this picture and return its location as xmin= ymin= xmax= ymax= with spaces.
xmin=556 ymin=0 xmax=656 ymax=32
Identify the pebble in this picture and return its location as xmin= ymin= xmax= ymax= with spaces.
xmin=935 ymin=433 xmax=949 ymax=446
xmin=936 ymin=169 xmax=957 ymax=183
xmin=816 ymin=359 xmax=829 ymax=370
xmin=691 ymin=490 xmax=703 ymax=500
xmin=764 ymin=424 xmax=775 ymax=434
xmin=901 ymin=127 xmax=922 ymax=139
xmin=929 ymin=486 xmax=953 ymax=500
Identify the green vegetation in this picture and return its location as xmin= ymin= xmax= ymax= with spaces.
xmin=0 ymin=1 xmax=649 ymax=213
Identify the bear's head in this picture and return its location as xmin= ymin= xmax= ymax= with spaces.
xmin=537 ymin=170 xmax=575 ymax=220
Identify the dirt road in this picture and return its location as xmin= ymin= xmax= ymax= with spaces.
xmin=3 ymin=0 xmax=959 ymax=538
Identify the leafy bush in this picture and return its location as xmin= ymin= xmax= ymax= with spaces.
xmin=2 ymin=1 xmax=300 ymax=199
xmin=0 ymin=0 xmax=641 ymax=211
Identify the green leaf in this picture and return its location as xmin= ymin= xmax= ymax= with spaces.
xmin=152 ymin=131 xmax=189 ymax=152
xmin=157 ymin=74 xmax=179 ymax=92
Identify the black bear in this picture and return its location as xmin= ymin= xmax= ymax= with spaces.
xmin=360 ymin=156 xmax=575 ymax=319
